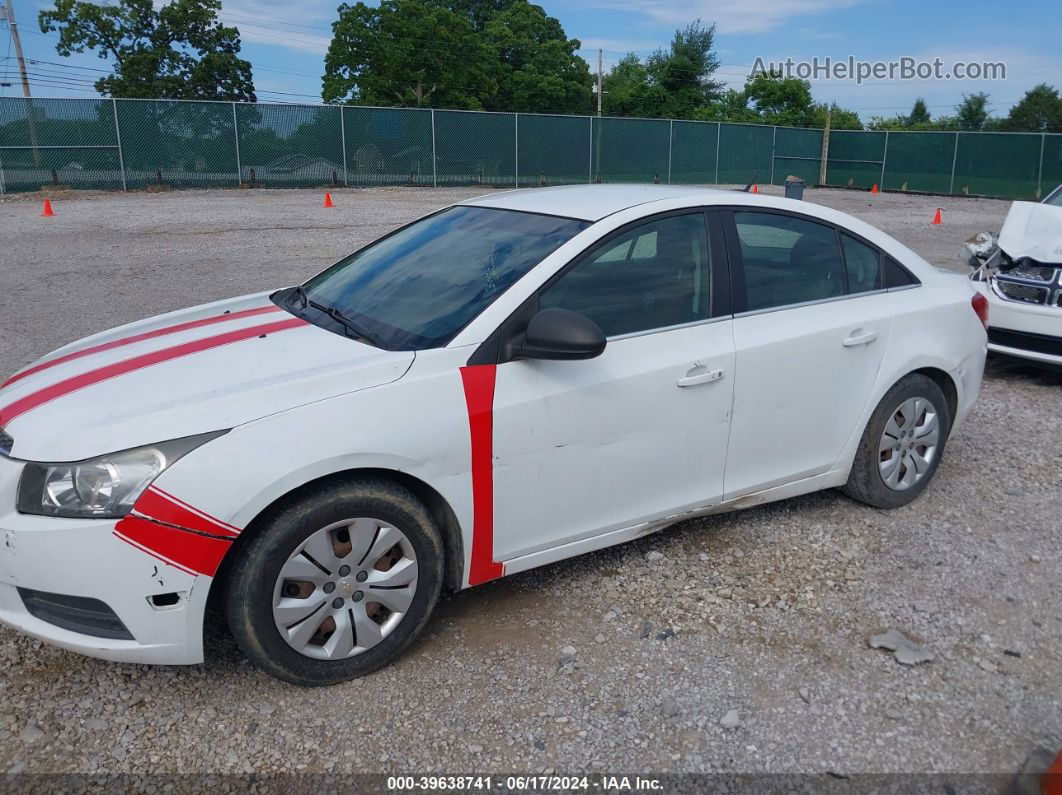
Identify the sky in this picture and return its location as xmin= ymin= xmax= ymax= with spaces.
xmin=2 ymin=0 xmax=1060 ymax=121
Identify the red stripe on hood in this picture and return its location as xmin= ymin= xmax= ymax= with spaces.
xmin=3 ymin=305 xmax=282 ymax=389
xmin=0 ymin=316 xmax=308 ymax=426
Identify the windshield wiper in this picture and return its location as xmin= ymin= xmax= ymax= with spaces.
xmin=307 ymin=299 xmax=385 ymax=349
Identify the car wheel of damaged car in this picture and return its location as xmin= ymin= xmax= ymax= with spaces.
xmin=225 ymin=477 xmax=444 ymax=686
xmin=843 ymin=374 xmax=952 ymax=510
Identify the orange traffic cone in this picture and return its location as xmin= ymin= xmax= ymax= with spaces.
xmin=932 ymin=208 xmax=942 ymax=225
xmin=870 ymin=183 xmax=879 ymax=193
xmin=41 ymin=198 xmax=55 ymax=217
xmin=323 ymin=193 xmax=334 ymax=208
xmin=751 ymin=184 xmax=759 ymax=194
xmin=1043 ymin=748 xmax=1062 ymax=795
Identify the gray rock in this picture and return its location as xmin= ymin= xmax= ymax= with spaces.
xmin=559 ymin=645 xmax=576 ymax=659
xmin=20 ymin=723 xmax=45 ymax=744
xmin=869 ymin=629 xmax=934 ymax=665
xmin=719 ymin=709 xmax=741 ymax=729
xmin=661 ymin=698 xmax=680 ymax=718
xmin=645 ymin=551 xmax=665 ymax=563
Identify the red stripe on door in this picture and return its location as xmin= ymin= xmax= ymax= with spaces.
xmin=0 ymin=316 xmax=308 ymax=426
xmin=2 ymin=305 xmax=282 ymax=388
xmin=460 ymin=365 xmax=504 ymax=586
xmin=115 ymin=515 xmax=232 ymax=577
xmin=136 ymin=487 xmax=241 ymax=539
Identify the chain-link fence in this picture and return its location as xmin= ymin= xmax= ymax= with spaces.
xmin=1 ymin=96 xmax=1059 ymax=200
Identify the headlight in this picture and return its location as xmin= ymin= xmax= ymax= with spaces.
xmin=17 ymin=431 xmax=226 ymax=519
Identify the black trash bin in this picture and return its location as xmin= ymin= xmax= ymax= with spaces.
xmin=784 ymin=177 xmax=806 ymax=200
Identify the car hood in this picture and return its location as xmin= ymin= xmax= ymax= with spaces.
xmin=997 ymin=201 xmax=1062 ymax=264
xmin=0 ymin=292 xmax=414 ymax=462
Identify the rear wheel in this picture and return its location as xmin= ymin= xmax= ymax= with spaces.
xmin=843 ymin=374 xmax=951 ymax=509
xmin=225 ymin=478 xmax=443 ymax=686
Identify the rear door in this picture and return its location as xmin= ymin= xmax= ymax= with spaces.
xmin=721 ymin=209 xmax=896 ymax=498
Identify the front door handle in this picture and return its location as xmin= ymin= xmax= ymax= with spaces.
xmin=843 ymin=329 xmax=878 ymax=347
xmin=677 ymin=368 xmax=725 ymax=387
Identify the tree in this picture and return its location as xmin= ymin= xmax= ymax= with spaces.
xmin=645 ymin=21 xmax=724 ymax=119
xmin=323 ymin=0 xmax=494 ymax=108
xmin=743 ymin=70 xmax=812 ymax=127
xmin=481 ymin=1 xmax=592 ymax=114
xmin=431 ymin=0 xmax=515 ymax=31
xmin=1002 ymin=83 xmax=1062 ymax=132
xmin=807 ymin=102 xmax=863 ymax=130
xmin=956 ymin=92 xmax=990 ymax=131
xmin=38 ymin=0 xmax=255 ymax=100
xmin=602 ymin=53 xmax=669 ymax=118
xmin=907 ymin=98 xmax=931 ymax=127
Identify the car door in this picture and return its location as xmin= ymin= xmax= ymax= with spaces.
xmin=721 ymin=209 xmax=896 ymax=499
xmin=487 ymin=211 xmax=736 ymax=561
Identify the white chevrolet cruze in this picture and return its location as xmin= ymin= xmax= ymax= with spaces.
xmin=0 ymin=185 xmax=987 ymax=685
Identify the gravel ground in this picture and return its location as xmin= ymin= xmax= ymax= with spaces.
xmin=0 ymin=186 xmax=1059 ymax=779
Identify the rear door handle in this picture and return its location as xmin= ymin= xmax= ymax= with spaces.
xmin=843 ymin=330 xmax=878 ymax=347
xmin=677 ymin=368 xmax=725 ymax=387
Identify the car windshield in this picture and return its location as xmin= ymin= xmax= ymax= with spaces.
xmin=291 ymin=206 xmax=589 ymax=350
xmin=1044 ymin=184 xmax=1062 ymax=207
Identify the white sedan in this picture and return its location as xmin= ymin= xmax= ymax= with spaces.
xmin=0 ymin=185 xmax=986 ymax=685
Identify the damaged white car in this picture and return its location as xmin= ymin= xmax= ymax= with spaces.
xmin=965 ymin=187 xmax=1062 ymax=366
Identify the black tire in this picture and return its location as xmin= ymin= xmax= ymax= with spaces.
xmin=843 ymin=374 xmax=952 ymax=509
xmin=224 ymin=477 xmax=444 ymax=686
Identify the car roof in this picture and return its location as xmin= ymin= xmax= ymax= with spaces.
xmin=458 ymin=184 xmax=734 ymax=222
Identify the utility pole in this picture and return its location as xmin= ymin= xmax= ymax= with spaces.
xmin=3 ymin=0 xmax=40 ymax=163
xmin=596 ymin=48 xmax=603 ymax=116
xmin=3 ymin=0 xmax=32 ymax=100
xmin=594 ymin=48 xmax=603 ymax=183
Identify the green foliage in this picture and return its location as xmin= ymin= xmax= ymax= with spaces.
xmin=908 ymin=98 xmax=931 ymax=127
xmin=1002 ymin=83 xmax=1062 ymax=133
xmin=323 ymin=0 xmax=493 ymax=108
xmin=694 ymin=71 xmax=863 ymax=130
xmin=602 ymin=20 xmax=723 ymax=120
xmin=38 ymin=0 xmax=255 ymax=100
xmin=956 ymin=92 xmax=990 ymax=131
xmin=481 ymin=2 xmax=593 ymax=113
xmin=323 ymin=0 xmax=589 ymax=113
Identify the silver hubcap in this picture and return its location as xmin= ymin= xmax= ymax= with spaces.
xmin=878 ymin=397 xmax=940 ymax=491
xmin=272 ymin=518 xmax=418 ymax=660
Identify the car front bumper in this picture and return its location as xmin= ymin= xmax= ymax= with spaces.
xmin=0 ymin=455 xmax=208 ymax=665
xmin=976 ymin=281 xmax=1062 ymax=366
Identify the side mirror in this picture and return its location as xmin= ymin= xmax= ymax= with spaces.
xmin=518 ymin=308 xmax=606 ymax=361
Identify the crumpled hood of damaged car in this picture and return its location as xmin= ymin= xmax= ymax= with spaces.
xmin=998 ymin=201 xmax=1062 ymax=264
xmin=0 ymin=292 xmax=413 ymax=462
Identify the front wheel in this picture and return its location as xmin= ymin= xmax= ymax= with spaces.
xmin=225 ymin=478 xmax=444 ymax=686
xmin=843 ymin=374 xmax=951 ymax=509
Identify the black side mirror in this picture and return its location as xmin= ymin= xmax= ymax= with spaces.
xmin=518 ymin=308 xmax=606 ymax=361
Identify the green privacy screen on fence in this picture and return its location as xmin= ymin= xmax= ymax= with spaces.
xmin=1 ymin=97 xmax=1059 ymax=200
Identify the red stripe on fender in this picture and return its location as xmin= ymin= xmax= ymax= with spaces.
xmin=0 ymin=316 xmax=308 ymax=426
xmin=2 ymin=305 xmax=282 ymax=388
xmin=115 ymin=515 xmax=232 ymax=577
xmin=113 ymin=530 xmax=198 ymax=577
xmin=136 ymin=487 xmax=241 ymax=539
xmin=460 ymin=365 xmax=504 ymax=586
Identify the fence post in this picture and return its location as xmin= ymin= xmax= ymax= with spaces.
xmin=880 ymin=131 xmax=889 ymax=189
xmin=948 ymin=132 xmax=959 ymax=195
xmin=714 ymin=123 xmax=721 ymax=184
xmin=431 ymin=109 xmax=437 ymax=189
xmin=232 ymin=102 xmax=242 ymax=186
xmin=340 ymin=105 xmax=348 ymax=187
xmin=667 ymin=119 xmax=673 ymax=184
xmin=1037 ymin=133 xmax=1045 ymax=199
xmin=514 ymin=113 xmax=519 ymax=188
xmin=770 ymin=126 xmax=777 ymax=186
xmin=0 ymin=150 xmax=5 ymax=196
xmin=112 ymin=98 xmax=127 ymax=192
